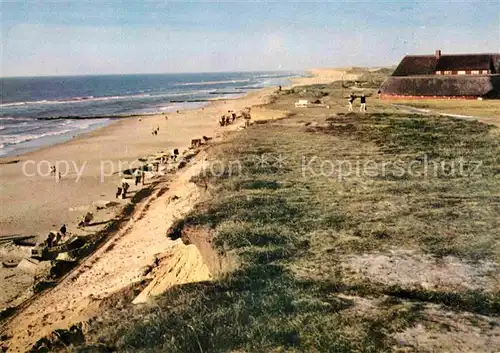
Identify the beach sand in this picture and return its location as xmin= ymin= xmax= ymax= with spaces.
xmin=291 ymin=67 xmax=364 ymax=86
xmin=0 ymin=90 xmax=270 ymax=238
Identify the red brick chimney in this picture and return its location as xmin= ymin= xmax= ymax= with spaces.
xmin=435 ymin=49 xmax=442 ymax=59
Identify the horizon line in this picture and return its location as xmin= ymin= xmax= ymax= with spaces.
xmin=0 ymin=64 xmax=399 ymax=80
xmin=0 ymin=68 xmax=311 ymax=80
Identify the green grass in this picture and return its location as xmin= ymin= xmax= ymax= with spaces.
xmin=380 ymin=99 xmax=500 ymax=118
xmin=77 ymin=88 xmax=500 ymax=353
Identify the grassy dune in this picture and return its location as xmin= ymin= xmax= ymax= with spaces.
xmin=77 ymin=84 xmax=500 ymax=352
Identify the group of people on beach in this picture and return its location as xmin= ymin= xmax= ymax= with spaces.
xmin=133 ymin=169 xmax=146 ymax=186
xmin=242 ymin=108 xmax=252 ymax=127
xmin=116 ymin=180 xmax=131 ymax=199
xmin=348 ymin=93 xmax=367 ymax=112
xmin=45 ymin=224 xmax=67 ymax=248
xmin=219 ymin=110 xmax=237 ymax=126
xmin=114 ymin=147 xmax=180 ymax=199
xmin=166 ymin=149 xmax=179 ymax=162
xmin=152 ymin=125 xmax=160 ymax=136
xmin=50 ymin=165 xmax=62 ymax=180
xmin=218 ymin=108 xmax=252 ymax=128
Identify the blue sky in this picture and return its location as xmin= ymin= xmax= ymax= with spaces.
xmin=1 ymin=0 xmax=499 ymax=77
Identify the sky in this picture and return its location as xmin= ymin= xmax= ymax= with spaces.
xmin=1 ymin=0 xmax=499 ymax=77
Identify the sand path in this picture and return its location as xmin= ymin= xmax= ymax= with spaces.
xmin=392 ymin=104 xmax=500 ymax=128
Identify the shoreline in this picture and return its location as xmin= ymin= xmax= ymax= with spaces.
xmin=0 ymin=104 xmax=209 ymax=160
xmin=0 ymin=86 xmax=277 ymax=236
xmin=0 ymin=68 xmax=344 ymax=238
xmin=0 ymin=90 xmax=283 ymax=161
xmin=0 ymin=71 xmax=304 ymax=159
xmin=0 ymin=85 xmax=279 ymax=310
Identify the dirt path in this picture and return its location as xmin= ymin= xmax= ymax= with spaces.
xmin=392 ymin=104 xmax=500 ymax=128
xmin=1 ymin=153 xmax=208 ymax=352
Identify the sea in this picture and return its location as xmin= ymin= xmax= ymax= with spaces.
xmin=0 ymin=71 xmax=303 ymax=156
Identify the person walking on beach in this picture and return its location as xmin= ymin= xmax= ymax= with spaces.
xmin=122 ymin=181 xmax=130 ymax=199
xmin=134 ymin=169 xmax=141 ymax=186
xmin=141 ymin=170 xmax=146 ymax=185
xmin=116 ymin=185 xmax=123 ymax=198
xmin=348 ymin=93 xmax=356 ymax=112
xmin=244 ymin=111 xmax=252 ymax=128
xmin=46 ymin=232 xmax=54 ymax=248
xmin=360 ymin=94 xmax=367 ymax=112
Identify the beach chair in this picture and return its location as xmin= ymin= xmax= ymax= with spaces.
xmin=295 ymin=100 xmax=308 ymax=108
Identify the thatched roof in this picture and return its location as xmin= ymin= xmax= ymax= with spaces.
xmin=380 ymin=75 xmax=500 ymax=98
xmin=392 ymin=56 xmax=438 ymax=76
xmin=435 ymin=54 xmax=498 ymax=72
xmin=392 ymin=53 xmax=500 ymax=76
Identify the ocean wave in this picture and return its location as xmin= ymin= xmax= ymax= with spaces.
xmin=253 ymin=73 xmax=288 ymax=78
xmin=208 ymin=91 xmax=240 ymax=95
xmin=235 ymin=86 xmax=265 ymax=90
xmin=175 ymin=79 xmax=250 ymax=86
xmin=168 ymin=99 xmax=210 ymax=103
xmin=0 ymin=93 xmax=154 ymax=108
xmin=0 ymin=116 xmax=32 ymax=121
xmin=0 ymin=119 xmax=107 ymax=148
xmin=0 ymin=129 xmax=75 ymax=147
xmin=0 ymin=117 xmax=36 ymax=125
xmin=0 ymin=102 xmax=27 ymax=107
xmin=0 ymin=89 xmax=219 ymax=109
xmin=35 ymin=114 xmax=138 ymax=120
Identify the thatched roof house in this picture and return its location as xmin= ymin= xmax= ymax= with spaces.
xmin=380 ymin=51 xmax=500 ymax=99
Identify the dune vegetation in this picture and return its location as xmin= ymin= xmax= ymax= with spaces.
xmin=75 ymin=80 xmax=500 ymax=353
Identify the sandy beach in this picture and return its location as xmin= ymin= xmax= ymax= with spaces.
xmin=0 ymin=91 xmax=265 ymax=238
xmin=291 ymin=67 xmax=366 ymax=86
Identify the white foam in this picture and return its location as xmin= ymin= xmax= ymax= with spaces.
xmin=0 ymin=93 xmax=154 ymax=108
xmin=176 ymin=79 xmax=250 ymax=86
xmin=0 ymin=129 xmax=75 ymax=146
xmin=0 ymin=102 xmax=27 ymax=107
xmin=0 ymin=118 xmax=107 ymax=148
